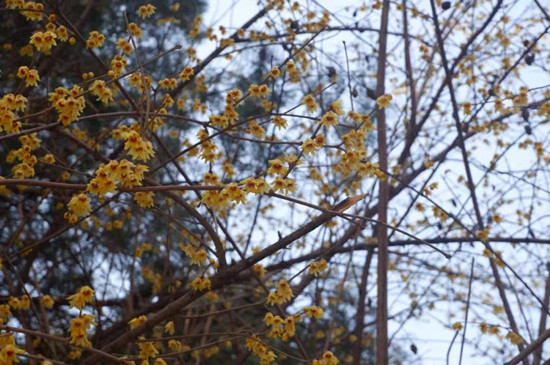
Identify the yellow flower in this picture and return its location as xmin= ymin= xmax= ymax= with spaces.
xmin=41 ymin=295 xmax=54 ymax=309
xmin=248 ymin=84 xmax=270 ymax=98
xmin=308 ymin=259 xmax=327 ymax=276
xmin=8 ymin=297 xmax=20 ymax=310
xmin=376 ymin=94 xmax=393 ymax=109
xmin=138 ymin=337 xmax=159 ymax=360
xmin=85 ymin=31 xmax=105 ymax=49
xmin=246 ymin=120 xmax=266 ymax=138
xmin=304 ymin=306 xmax=324 ymax=319
xmin=69 ymin=315 xmax=96 ymax=347
xmin=134 ymin=191 xmax=154 ymax=208
xmin=179 ymin=66 xmax=194 ymax=81
xmin=303 ymin=94 xmax=317 ymax=112
xmin=19 ymin=295 xmax=30 ymax=310
xmin=506 ymin=331 xmax=524 ymax=345
xmin=124 ymin=131 xmax=155 ymax=161
xmin=66 ymin=286 xmax=95 ymax=310
xmin=89 ymin=80 xmax=113 ymax=104
xmin=67 ymin=193 xmax=91 ymax=218
xmin=138 ymin=4 xmax=156 ymax=19
xmin=30 ymin=31 xmax=57 ymax=52
xmin=20 ymin=1 xmax=44 ymax=21
xmin=128 ymin=315 xmax=147 ymax=329
xmin=16 ymin=66 xmax=28 ymax=79
xmin=116 ymin=38 xmax=133 ymax=55
xmin=24 ymin=69 xmax=40 ymax=87
xmin=269 ymin=66 xmax=281 ymax=78
xmin=452 ymin=322 xmax=463 ymax=331
xmin=190 ymin=277 xmax=212 ymax=291
xmin=0 ymin=344 xmax=24 ymax=364
xmin=267 ymin=158 xmax=288 ymax=176
xmin=276 ymin=280 xmax=293 ymax=302
xmin=301 ymin=139 xmax=318 ymax=155
xmin=164 ymin=321 xmax=175 ymax=335
xmin=128 ymin=22 xmax=143 ymax=38
xmin=272 ymin=115 xmax=288 ymax=129
xmin=463 ymin=102 xmax=472 ymax=115
xmin=321 ymin=351 xmax=339 ymax=365
xmin=0 ymin=304 xmax=11 ymax=323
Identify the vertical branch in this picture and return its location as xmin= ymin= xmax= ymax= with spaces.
xmin=459 ymin=258 xmax=475 ymax=365
xmin=375 ymin=0 xmax=391 ymax=364
xmin=533 ymin=263 xmax=550 ymax=365
xmin=352 ymin=248 xmax=374 ymax=364
xmin=401 ymin=0 xmax=416 ymax=176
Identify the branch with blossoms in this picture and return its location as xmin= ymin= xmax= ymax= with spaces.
xmin=2 ymin=0 xmax=550 ymax=365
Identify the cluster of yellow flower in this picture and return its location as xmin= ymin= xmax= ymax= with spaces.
xmin=137 ymin=4 xmax=156 ymax=19
xmin=116 ymin=38 xmax=133 ymax=55
xmin=128 ymin=72 xmax=153 ymax=93
xmin=189 ymin=15 xmax=202 ymax=38
xmin=266 ymin=279 xmax=294 ymax=305
xmin=303 ymin=305 xmax=324 ymax=319
xmin=86 ymin=30 xmax=106 ymax=49
xmin=6 ymin=0 xmax=42 ymax=19
xmin=209 ymin=114 xmax=229 ymax=128
xmin=110 ymin=54 xmax=127 ymax=77
xmin=224 ymin=89 xmax=242 ymax=123
xmin=65 ymin=286 xmax=96 ymax=356
xmin=264 ymin=312 xmax=299 ymax=340
xmin=245 ymin=335 xmax=277 ymax=365
xmin=50 ymin=85 xmax=86 ymax=126
xmin=69 ymin=314 xmax=96 ymax=347
xmin=241 ymin=177 xmax=270 ymax=194
xmin=312 ymin=351 xmax=339 ymax=365
xmin=301 ymin=135 xmax=325 ymax=155
xmin=246 ymin=119 xmax=266 ymax=138
xmin=158 ymin=77 xmax=177 ymax=89
xmin=142 ymin=267 xmax=162 ymax=294
xmin=248 ymin=84 xmax=270 ymax=98
xmin=124 ymin=130 xmax=155 ymax=161
xmin=8 ymin=295 xmax=30 ymax=311
xmin=308 ymin=259 xmax=328 ymax=277
xmin=89 ymin=80 xmax=114 ymax=104
xmin=179 ymin=66 xmax=195 ymax=82
xmin=8 ymin=133 xmax=40 ymax=180
xmin=29 ymin=30 xmax=57 ymax=52
xmin=286 ymin=60 xmax=301 ymax=82
xmin=180 ymin=243 xmax=208 ymax=265
xmin=137 ymin=337 xmax=160 ymax=363
xmin=16 ymin=66 xmax=40 ymax=87
xmin=89 ymin=159 xmax=148 ymax=195
xmin=513 ymin=86 xmax=529 ymax=107
xmin=128 ymin=22 xmax=143 ymax=38
xmin=0 ymin=93 xmax=26 ymax=134
xmin=190 ymin=277 xmax=212 ymax=291
xmin=271 ymin=176 xmax=297 ymax=194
